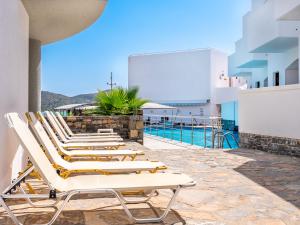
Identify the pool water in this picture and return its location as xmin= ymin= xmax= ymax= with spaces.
xmin=144 ymin=127 xmax=239 ymax=149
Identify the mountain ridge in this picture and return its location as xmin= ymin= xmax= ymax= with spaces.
xmin=41 ymin=91 xmax=97 ymax=111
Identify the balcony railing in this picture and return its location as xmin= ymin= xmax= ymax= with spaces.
xmin=143 ymin=114 xmax=239 ymax=149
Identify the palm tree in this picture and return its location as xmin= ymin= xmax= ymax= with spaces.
xmin=95 ymin=87 xmax=148 ymax=115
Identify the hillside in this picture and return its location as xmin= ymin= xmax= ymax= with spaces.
xmin=41 ymin=91 xmax=97 ymax=111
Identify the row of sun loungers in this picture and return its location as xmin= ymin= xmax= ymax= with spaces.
xmin=0 ymin=111 xmax=195 ymax=225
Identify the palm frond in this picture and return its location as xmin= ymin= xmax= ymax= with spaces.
xmin=95 ymin=87 xmax=148 ymax=115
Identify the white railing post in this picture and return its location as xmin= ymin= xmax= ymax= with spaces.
xmin=180 ymin=118 xmax=183 ymax=143
xmin=163 ymin=116 xmax=166 ymax=138
xmin=204 ymin=120 xmax=207 ymax=148
xmin=191 ymin=116 xmax=194 ymax=146
xmin=143 ymin=114 xmax=224 ymax=149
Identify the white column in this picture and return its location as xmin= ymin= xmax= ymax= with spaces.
xmin=299 ymin=37 xmax=300 ymax=84
xmin=0 ymin=0 xmax=29 ymax=191
xmin=29 ymin=39 xmax=41 ymax=112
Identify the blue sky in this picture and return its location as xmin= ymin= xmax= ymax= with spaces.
xmin=42 ymin=0 xmax=251 ymax=96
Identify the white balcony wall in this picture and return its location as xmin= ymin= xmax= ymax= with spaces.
xmin=213 ymin=88 xmax=239 ymax=104
xmin=229 ymin=52 xmax=253 ymax=78
xmin=239 ymin=84 xmax=300 ymax=139
xmin=275 ymin=0 xmax=300 ymax=20
xmin=278 ymin=20 xmax=300 ymax=37
xmin=251 ymin=67 xmax=268 ymax=88
xmin=234 ymin=39 xmax=249 ymax=67
xmin=247 ymin=0 xmax=300 ymax=53
xmin=247 ymin=0 xmax=276 ymax=52
xmin=234 ymin=39 xmax=268 ymax=68
xmin=267 ymin=46 xmax=298 ymax=86
xmin=0 ymin=0 xmax=29 ymax=191
xmin=286 ymin=69 xmax=299 ymax=84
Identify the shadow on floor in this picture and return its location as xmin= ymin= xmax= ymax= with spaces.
xmin=227 ymin=148 xmax=300 ymax=208
xmin=0 ymin=205 xmax=186 ymax=225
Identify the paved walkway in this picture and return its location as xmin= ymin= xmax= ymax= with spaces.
xmin=1 ymin=139 xmax=300 ymax=225
xmin=143 ymin=136 xmax=188 ymax=150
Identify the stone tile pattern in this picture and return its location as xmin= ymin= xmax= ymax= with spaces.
xmin=2 ymin=143 xmax=300 ymax=224
xmin=64 ymin=115 xmax=144 ymax=144
xmin=240 ymin=132 xmax=300 ymax=157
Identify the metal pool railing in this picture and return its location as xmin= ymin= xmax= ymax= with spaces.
xmin=143 ymin=114 xmax=239 ymax=149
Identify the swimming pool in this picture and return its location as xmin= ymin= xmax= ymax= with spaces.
xmin=144 ymin=127 xmax=239 ymax=149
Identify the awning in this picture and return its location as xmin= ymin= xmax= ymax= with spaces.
xmin=55 ymin=103 xmax=88 ymax=110
xmin=141 ymin=103 xmax=176 ymax=110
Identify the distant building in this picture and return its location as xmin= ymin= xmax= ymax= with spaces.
xmin=128 ymin=48 xmax=246 ymax=124
xmin=141 ymin=102 xmax=176 ymax=114
xmin=55 ymin=103 xmax=97 ymax=116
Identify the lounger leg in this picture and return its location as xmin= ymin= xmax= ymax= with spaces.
xmin=0 ymin=196 xmax=22 ymax=225
xmin=44 ymin=191 xmax=78 ymax=225
xmin=114 ymin=187 xmax=181 ymax=224
xmin=1 ymin=187 xmax=183 ymax=225
xmin=19 ymin=186 xmax=60 ymax=208
xmin=0 ymin=191 xmax=77 ymax=225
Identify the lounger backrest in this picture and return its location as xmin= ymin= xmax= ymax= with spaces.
xmin=55 ymin=112 xmax=74 ymax=136
xmin=44 ymin=111 xmax=68 ymax=142
xmin=49 ymin=111 xmax=70 ymax=139
xmin=36 ymin=112 xmax=65 ymax=148
xmin=5 ymin=113 xmax=67 ymax=191
xmin=26 ymin=113 xmax=69 ymax=167
xmin=51 ymin=111 xmax=120 ymax=140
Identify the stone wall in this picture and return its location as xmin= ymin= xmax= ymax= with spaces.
xmin=64 ymin=115 xmax=144 ymax=144
xmin=239 ymin=132 xmax=300 ymax=157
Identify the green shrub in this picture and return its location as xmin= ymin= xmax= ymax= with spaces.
xmin=94 ymin=87 xmax=148 ymax=115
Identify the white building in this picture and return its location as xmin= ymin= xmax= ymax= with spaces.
xmin=129 ymin=48 xmax=244 ymax=121
xmin=226 ymin=0 xmax=300 ymax=155
xmin=0 ymin=0 xmax=107 ymax=191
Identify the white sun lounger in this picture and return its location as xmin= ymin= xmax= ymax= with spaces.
xmin=2 ymin=113 xmax=196 ymax=225
xmin=45 ymin=111 xmax=123 ymax=142
xmin=25 ymin=112 xmax=166 ymax=177
xmin=37 ymin=112 xmax=124 ymax=150
xmin=45 ymin=111 xmax=123 ymax=143
xmin=26 ymin=112 xmax=144 ymax=161
xmin=55 ymin=111 xmax=119 ymax=137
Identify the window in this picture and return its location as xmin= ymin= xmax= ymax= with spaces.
xmin=264 ymin=77 xmax=268 ymax=87
xmin=255 ymin=81 xmax=260 ymax=88
xmin=200 ymin=108 xmax=204 ymax=116
xmin=274 ymin=72 xmax=280 ymax=86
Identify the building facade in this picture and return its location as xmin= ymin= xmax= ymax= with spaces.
xmin=228 ymin=0 xmax=300 ymax=155
xmin=0 ymin=0 xmax=107 ymax=191
xmin=128 ymin=48 xmax=240 ymax=119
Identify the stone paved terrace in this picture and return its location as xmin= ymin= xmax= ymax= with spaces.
xmin=1 ymin=137 xmax=300 ymax=225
